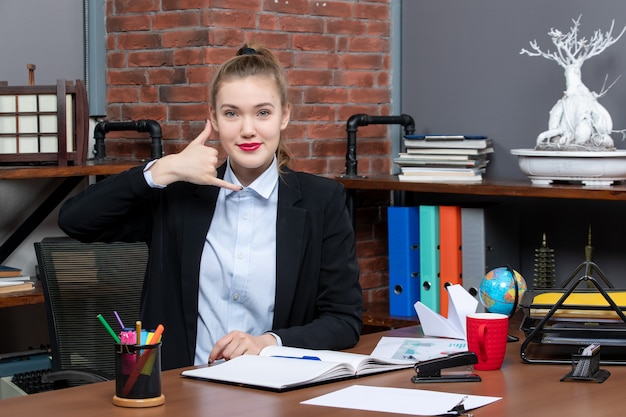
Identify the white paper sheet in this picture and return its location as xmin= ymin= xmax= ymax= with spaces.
xmin=414 ymin=284 xmax=478 ymax=340
xmin=301 ymin=384 xmax=501 ymax=416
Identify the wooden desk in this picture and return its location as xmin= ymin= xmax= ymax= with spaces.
xmin=1 ymin=324 xmax=623 ymax=416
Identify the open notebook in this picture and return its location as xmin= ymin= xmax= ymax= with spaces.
xmin=181 ymin=345 xmax=413 ymax=392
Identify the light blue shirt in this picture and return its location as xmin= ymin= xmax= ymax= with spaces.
xmin=193 ymin=158 xmax=279 ymax=365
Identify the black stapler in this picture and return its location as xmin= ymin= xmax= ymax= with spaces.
xmin=412 ymin=352 xmax=481 ymax=383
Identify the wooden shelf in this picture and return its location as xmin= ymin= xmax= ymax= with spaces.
xmin=335 ymin=175 xmax=626 ymax=201
xmin=0 ymin=281 xmax=44 ymax=309
xmin=0 ymin=159 xmax=141 ymax=180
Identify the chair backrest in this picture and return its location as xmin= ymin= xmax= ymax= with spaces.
xmin=34 ymin=237 xmax=147 ymax=379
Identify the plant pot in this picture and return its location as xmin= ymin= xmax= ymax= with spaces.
xmin=511 ymin=149 xmax=626 ymax=186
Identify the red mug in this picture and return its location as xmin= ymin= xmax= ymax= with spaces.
xmin=466 ymin=313 xmax=509 ymax=371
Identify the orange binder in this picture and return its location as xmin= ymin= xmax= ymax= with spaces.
xmin=438 ymin=206 xmax=463 ymax=317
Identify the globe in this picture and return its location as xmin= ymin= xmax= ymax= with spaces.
xmin=479 ymin=267 xmax=527 ymax=316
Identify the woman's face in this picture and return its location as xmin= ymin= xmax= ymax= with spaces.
xmin=210 ymin=75 xmax=290 ymax=185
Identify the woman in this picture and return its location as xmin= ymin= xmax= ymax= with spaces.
xmin=59 ymin=44 xmax=363 ymax=370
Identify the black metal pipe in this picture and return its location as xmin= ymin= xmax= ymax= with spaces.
xmin=343 ymin=114 xmax=415 ymax=178
xmin=93 ymin=119 xmax=163 ymax=160
xmin=340 ymin=114 xmax=415 ymax=229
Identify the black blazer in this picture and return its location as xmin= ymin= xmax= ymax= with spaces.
xmin=59 ymin=164 xmax=363 ymax=370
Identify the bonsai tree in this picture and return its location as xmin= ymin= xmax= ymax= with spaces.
xmin=520 ymin=16 xmax=626 ymax=151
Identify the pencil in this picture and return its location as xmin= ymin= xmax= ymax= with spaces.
xmin=135 ymin=320 xmax=141 ymax=346
xmin=96 ymin=314 xmax=121 ymax=344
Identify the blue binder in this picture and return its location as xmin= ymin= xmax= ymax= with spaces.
xmin=419 ymin=205 xmax=440 ymax=313
xmin=387 ymin=207 xmax=420 ymax=317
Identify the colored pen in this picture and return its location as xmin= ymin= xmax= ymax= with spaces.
xmin=113 ymin=311 xmax=125 ymax=329
xmin=140 ymin=325 xmax=164 ymax=374
xmin=135 ymin=320 xmax=142 ymax=347
xmin=147 ymin=324 xmax=164 ymax=344
xmin=271 ymin=355 xmax=321 ymax=361
xmin=96 ymin=314 xmax=121 ymax=343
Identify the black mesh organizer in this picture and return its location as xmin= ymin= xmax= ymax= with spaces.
xmin=520 ymin=261 xmax=626 ymax=366
xmin=560 ymin=345 xmax=610 ymax=383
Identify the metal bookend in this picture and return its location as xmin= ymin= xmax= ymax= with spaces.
xmin=411 ymin=352 xmax=481 ymax=383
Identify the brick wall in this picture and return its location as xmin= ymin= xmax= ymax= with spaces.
xmin=104 ymin=0 xmax=392 ymax=306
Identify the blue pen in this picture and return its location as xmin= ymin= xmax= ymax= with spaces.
xmin=271 ymin=355 xmax=321 ymax=361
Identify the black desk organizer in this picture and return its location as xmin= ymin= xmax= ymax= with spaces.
xmin=560 ymin=347 xmax=610 ymax=383
xmin=519 ymin=268 xmax=626 ymax=365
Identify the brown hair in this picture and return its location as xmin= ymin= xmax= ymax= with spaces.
xmin=210 ymin=44 xmax=292 ymax=170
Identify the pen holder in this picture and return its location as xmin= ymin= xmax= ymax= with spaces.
xmin=113 ymin=343 xmax=165 ymax=407
xmin=560 ymin=347 xmax=610 ymax=383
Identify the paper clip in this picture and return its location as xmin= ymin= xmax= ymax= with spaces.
xmin=447 ymin=395 xmax=473 ymax=416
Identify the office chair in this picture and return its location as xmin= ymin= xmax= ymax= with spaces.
xmin=34 ymin=237 xmax=148 ymax=387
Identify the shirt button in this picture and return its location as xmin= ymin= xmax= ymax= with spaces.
xmin=242 ymin=214 xmax=249 ymax=220
xmin=233 ymin=293 xmax=240 ymax=301
xmin=237 ymin=253 xmax=244 ymax=259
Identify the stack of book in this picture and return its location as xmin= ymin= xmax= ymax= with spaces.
xmin=394 ymin=135 xmax=493 ymax=182
xmin=0 ymin=265 xmax=34 ymax=294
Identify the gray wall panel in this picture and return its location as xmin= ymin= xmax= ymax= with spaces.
xmin=401 ymin=1 xmax=626 ymax=179
xmin=0 ymin=0 xmax=83 ymax=86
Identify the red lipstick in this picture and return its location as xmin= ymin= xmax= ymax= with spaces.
xmin=238 ymin=143 xmax=261 ymax=152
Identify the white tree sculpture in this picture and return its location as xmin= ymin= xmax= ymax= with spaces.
xmin=520 ymin=16 xmax=626 ymax=151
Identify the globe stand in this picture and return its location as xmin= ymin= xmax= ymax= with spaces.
xmin=507 ymin=268 xmax=520 ymax=343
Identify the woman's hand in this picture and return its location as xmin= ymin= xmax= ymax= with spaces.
xmin=208 ymin=331 xmax=277 ymax=364
xmin=147 ymin=120 xmax=241 ymax=190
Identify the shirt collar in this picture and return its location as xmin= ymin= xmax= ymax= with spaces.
xmin=223 ymin=156 xmax=279 ymax=199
